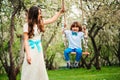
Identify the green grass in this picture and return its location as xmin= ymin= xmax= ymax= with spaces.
xmin=0 ymin=66 xmax=120 ymax=80
xmin=48 ymin=66 xmax=120 ymax=80
xmin=0 ymin=74 xmax=8 ymax=80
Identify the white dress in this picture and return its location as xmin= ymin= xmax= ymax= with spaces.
xmin=21 ymin=23 xmax=49 ymax=80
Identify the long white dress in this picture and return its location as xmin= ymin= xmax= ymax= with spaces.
xmin=21 ymin=23 xmax=49 ymax=80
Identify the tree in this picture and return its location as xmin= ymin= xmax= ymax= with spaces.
xmin=81 ymin=0 xmax=120 ymax=69
xmin=0 ymin=0 xmax=26 ymax=80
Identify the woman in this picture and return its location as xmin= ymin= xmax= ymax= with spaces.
xmin=21 ymin=6 xmax=64 ymax=80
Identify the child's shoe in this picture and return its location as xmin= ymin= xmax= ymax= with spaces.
xmin=67 ymin=62 xmax=72 ymax=69
xmin=74 ymin=61 xmax=79 ymax=68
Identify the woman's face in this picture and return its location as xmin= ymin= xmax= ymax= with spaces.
xmin=38 ymin=10 xmax=42 ymax=20
xmin=72 ymin=26 xmax=79 ymax=32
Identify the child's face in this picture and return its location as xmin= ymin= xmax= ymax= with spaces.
xmin=72 ymin=26 xmax=79 ymax=32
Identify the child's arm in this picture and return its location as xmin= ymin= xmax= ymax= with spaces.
xmin=82 ymin=26 xmax=88 ymax=38
xmin=62 ymin=23 xmax=67 ymax=34
xmin=62 ymin=23 xmax=68 ymax=47
xmin=82 ymin=26 xmax=88 ymax=48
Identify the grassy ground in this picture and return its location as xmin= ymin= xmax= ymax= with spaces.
xmin=48 ymin=66 xmax=120 ymax=80
xmin=0 ymin=66 xmax=120 ymax=80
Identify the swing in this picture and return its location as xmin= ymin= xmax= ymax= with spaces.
xmin=61 ymin=0 xmax=90 ymax=56
xmin=80 ymin=0 xmax=90 ymax=55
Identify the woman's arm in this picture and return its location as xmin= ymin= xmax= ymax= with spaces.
xmin=24 ymin=32 xmax=31 ymax=64
xmin=44 ymin=8 xmax=64 ymax=25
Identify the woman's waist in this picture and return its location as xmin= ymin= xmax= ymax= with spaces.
xmin=28 ymin=36 xmax=41 ymax=41
xmin=29 ymin=35 xmax=41 ymax=40
xmin=28 ymin=38 xmax=41 ymax=41
xmin=28 ymin=39 xmax=41 ymax=53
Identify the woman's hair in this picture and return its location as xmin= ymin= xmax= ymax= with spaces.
xmin=28 ymin=6 xmax=44 ymax=38
xmin=70 ymin=21 xmax=82 ymax=31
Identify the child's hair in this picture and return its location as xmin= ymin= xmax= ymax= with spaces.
xmin=70 ymin=21 xmax=82 ymax=31
xmin=28 ymin=6 xmax=44 ymax=38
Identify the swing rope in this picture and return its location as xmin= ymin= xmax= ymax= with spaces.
xmin=80 ymin=0 xmax=90 ymax=55
xmin=62 ymin=0 xmax=66 ymax=24
xmin=61 ymin=0 xmax=68 ymax=48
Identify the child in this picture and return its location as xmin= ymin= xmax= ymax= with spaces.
xmin=21 ymin=6 xmax=64 ymax=80
xmin=63 ymin=21 xmax=87 ymax=68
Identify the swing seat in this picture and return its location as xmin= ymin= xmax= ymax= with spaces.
xmin=71 ymin=52 xmax=90 ymax=55
xmin=82 ymin=51 xmax=90 ymax=55
xmin=71 ymin=52 xmax=76 ymax=55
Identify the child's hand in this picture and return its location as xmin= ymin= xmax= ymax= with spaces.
xmin=27 ymin=55 xmax=31 ymax=64
xmin=82 ymin=26 xmax=87 ymax=33
xmin=64 ymin=23 xmax=67 ymax=28
xmin=83 ymin=26 xmax=86 ymax=31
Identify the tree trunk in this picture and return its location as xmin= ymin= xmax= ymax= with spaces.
xmin=8 ymin=6 xmax=16 ymax=80
xmin=94 ymin=54 xmax=101 ymax=70
xmin=80 ymin=55 xmax=89 ymax=68
xmin=90 ymin=35 xmax=101 ymax=70
xmin=7 ymin=1 xmax=23 ymax=80
xmin=87 ymin=55 xmax=96 ymax=69
xmin=8 ymin=70 xmax=17 ymax=80
xmin=46 ymin=54 xmax=56 ymax=70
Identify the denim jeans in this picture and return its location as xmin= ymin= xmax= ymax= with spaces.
xmin=64 ymin=48 xmax=82 ymax=62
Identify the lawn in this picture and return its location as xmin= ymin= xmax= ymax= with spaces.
xmin=48 ymin=66 xmax=120 ymax=80
xmin=0 ymin=66 xmax=120 ymax=80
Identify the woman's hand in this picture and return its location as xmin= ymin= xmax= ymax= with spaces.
xmin=60 ymin=2 xmax=65 ymax=13
xmin=60 ymin=7 xmax=65 ymax=13
xmin=27 ymin=55 xmax=31 ymax=64
xmin=43 ymin=4 xmax=65 ymax=25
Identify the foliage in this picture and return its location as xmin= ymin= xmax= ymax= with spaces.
xmin=85 ymin=0 xmax=120 ymax=66
xmin=0 ymin=0 xmax=120 ymax=79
